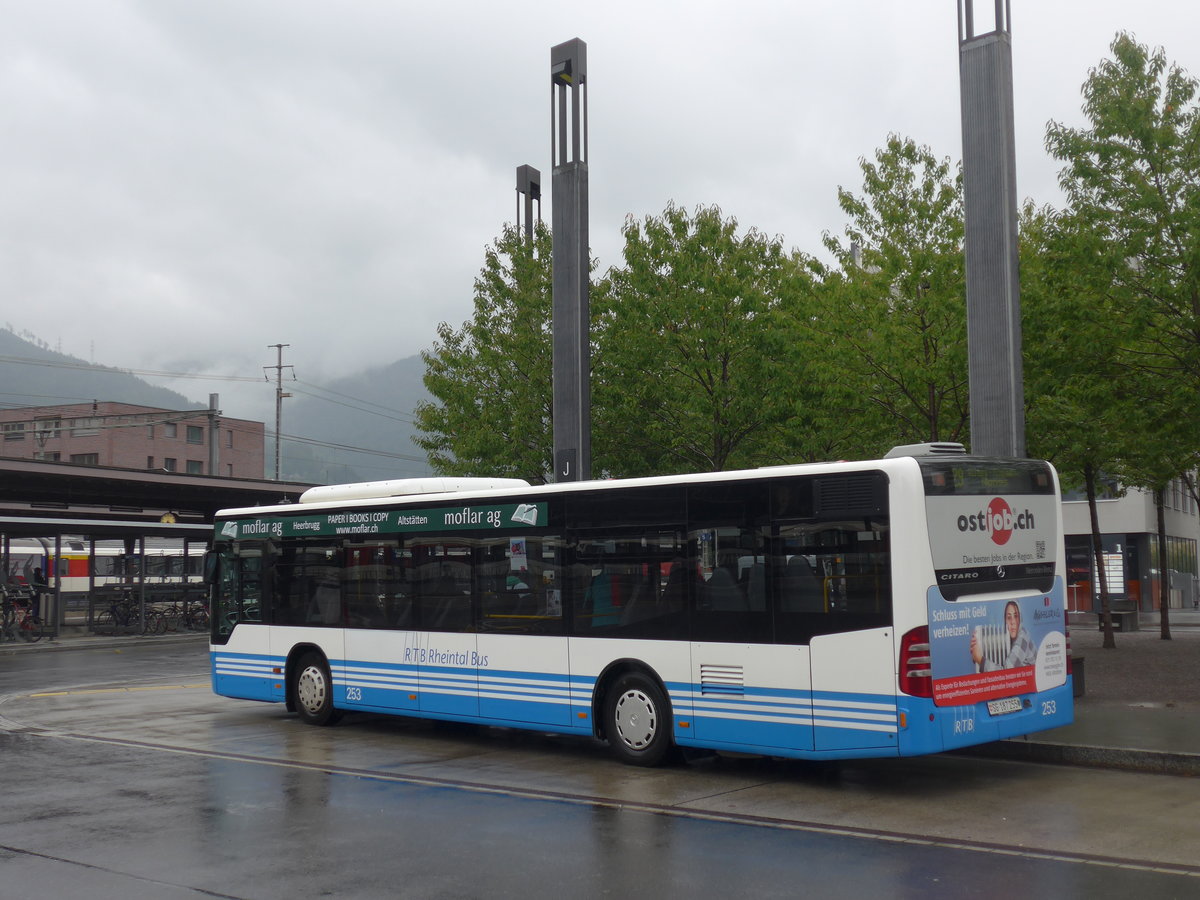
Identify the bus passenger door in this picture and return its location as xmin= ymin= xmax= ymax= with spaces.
xmin=475 ymin=535 xmax=570 ymax=727
xmin=412 ymin=631 xmax=478 ymax=718
xmin=477 ymin=635 xmax=570 ymax=727
xmin=341 ymin=542 xmax=417 ymax=712
xmin=809 ymin=628 xmax=898 ymax=752
xmin=412 ymin=547 xmax=478 ymax=719
xmin=342 ymin=630 xmax=417 ymax=711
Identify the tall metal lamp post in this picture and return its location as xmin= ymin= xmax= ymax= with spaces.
xmin=516 ymin=164 xmax=541 ymax=240
xmin=550 ymin=38 xmax=590 ymax=482
xmin=959 ymin=0 xmax=1025 ymax=457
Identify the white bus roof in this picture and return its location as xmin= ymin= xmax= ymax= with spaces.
xmin=216 ymin=448 xmax=1040 ymax=521
xmin=298 ymin=477 xmax=532 ymax=505
xmin=217 ymin=457 xmax=930 ymax=520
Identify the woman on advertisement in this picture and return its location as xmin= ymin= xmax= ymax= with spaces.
xmin=970 ymin=600 xmax=1038 ymax=672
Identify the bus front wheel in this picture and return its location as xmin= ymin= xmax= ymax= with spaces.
xmin=605 ymin=672 xmax=672 ymax=767
xmin=293 ymin=653 xmax=342 ymax=726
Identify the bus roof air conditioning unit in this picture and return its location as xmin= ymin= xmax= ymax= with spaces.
xmin=299 ymin=477 xmax=532 ymax=504
xmin=884 ymin=442 xmax=968 ymax=458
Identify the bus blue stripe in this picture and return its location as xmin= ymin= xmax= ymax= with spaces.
xmin=212 ymin=650 xmax=904 ymax=749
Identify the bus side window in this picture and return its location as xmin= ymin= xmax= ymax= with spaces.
xmin=586 ymin=571 xmax=619 ymax=626
xmin=476 ymin=536 xmax=564 ymax=635
xmin=781 ymin=556 xmax=824 ymax=613
xmin=569 ymin=531 xmax=686 ymax=639
xmin=342 ymin=542 xmax=401 ymax=629
xmin=701 ymin=566 xmax=744 ymax=611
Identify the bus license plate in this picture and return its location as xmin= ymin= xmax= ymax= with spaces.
xmin=987 ymin=697 xmax=1023 ymax=716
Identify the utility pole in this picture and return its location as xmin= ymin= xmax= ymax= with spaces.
xmin=207 ymin=392 xmax=221 ymax=477
xmin=264 ymin=344 xmax=293 ymax=481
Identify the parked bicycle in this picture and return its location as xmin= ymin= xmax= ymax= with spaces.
xmin=93 ymin=590 xmax=153 ymax=635
xmin=162 ymin=596 xmax=210 ymax=632
xmin=1 ymin=584 xmax=43 ymax=643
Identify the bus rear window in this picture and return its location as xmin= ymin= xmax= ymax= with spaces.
xmin=920 ymin=459 xmax=1054 ymax=497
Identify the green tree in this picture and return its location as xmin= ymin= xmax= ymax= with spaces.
xmin=1046 ymin=33 xmax=1200 ymax=639
xmin=592 ymin=203 xmax=802 ymax=476
xmin=1021 ymin=203 xmax=1133 ymax=648
xmin=415 ymin=223 xmax=554 ymax=483
xmin=1110 ymin=368 xmax=1200 ymax=641
xmin=809 ymin=136 xmax=969 ymax=456
xmin=764 ymin=254 xmax=873 ymax=466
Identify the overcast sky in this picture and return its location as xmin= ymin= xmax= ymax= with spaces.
xmin=3 ymin=1 xmax=1198 ymax=425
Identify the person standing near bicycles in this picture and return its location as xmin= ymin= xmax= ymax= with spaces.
xmin=30 ymin=567 xmax=48 ymax=624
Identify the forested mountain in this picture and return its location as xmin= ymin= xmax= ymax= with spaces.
xmin=281 ymin=355 xmax=430 ymax=485
xmin=0 ymin=327 xmax=432 ymax=484
xmin=0 ymin=327 xmax=198 ymax=411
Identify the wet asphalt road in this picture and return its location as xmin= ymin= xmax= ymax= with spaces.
xmin=2 ymin=641 xmax=1199 ymax=899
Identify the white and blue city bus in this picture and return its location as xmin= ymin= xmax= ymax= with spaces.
xmin=208 ymin=444 xmax=1073 ymax=766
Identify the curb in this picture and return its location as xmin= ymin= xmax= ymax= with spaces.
xmin=0 ymin=631 xmax=209 ymax=656
xmin=957 ymin=739 xmax=1200 ymax=777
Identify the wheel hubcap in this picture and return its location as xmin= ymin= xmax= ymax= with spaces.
xmin=614 ymin=689 xmax=657 ymax=750
xmin=297 ymin=665 xmax=327 ymax=714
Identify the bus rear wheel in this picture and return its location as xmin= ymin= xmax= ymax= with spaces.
xmin=605 ymin=672 xmax=672 ymax=767
xmin=293 ymin=653 xmax=342 ymax=726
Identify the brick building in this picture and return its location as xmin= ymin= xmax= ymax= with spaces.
xmin=0 ymin=402 xmax=265 ymax=478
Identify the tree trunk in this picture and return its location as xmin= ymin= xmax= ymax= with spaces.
xmin=1086 ymin=463 xmax=1116 ymax=649
xmin=1156 ymin=488 xmax=1173 ymax=640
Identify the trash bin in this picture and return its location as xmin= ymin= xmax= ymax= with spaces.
xmin=1071 ymin=656 xmax=1085 ymax=698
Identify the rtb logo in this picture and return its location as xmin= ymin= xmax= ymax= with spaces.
xmin=956 ymin=498 xmax=1034 ymax=546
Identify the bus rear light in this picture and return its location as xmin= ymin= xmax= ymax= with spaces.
xmin=899 ymin=626 xmax=933 ymax=698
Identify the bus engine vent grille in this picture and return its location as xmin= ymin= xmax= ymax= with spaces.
xmin=700 ymin=664 xmax=745 ymax=695
xmin=815 ymin=473 xmax=883 ymax=515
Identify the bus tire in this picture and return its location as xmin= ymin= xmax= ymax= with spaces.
xmin=293 ymin=653 xmax=342 ymax=726
xmin=605 ymin=672 xmax=672 ymax=767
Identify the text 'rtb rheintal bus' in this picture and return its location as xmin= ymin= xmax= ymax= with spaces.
xmin=207 ymin=443 xmax=1073 ymax=766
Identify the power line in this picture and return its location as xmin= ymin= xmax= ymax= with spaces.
xmin=0 ymin=393 xmax=102 ymax=408
xmin=287 ymin=385 xmax=417 ymax=426
xmin=291 ymin=380 xmax=419 ymax=425
xmin=0 ymin=354 xmax=262 ymax=382
xmin=1 ymin=353 xmax=430 ymax=463
xmin=0 ymin=354 xmax=425 ymax=424
xmin=279 ymin=452 xmax=428 ymax=478
xmin=270 ymin=430 xmax=426 ymax=463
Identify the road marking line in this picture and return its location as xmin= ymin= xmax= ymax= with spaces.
xmin=29 ymin=684 xmax=208 ymax=698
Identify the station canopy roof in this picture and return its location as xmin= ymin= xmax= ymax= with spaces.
xmin=0 ymin=457 xmax=312 ymax=541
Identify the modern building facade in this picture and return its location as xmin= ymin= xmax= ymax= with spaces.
xmin=0 ymin=402 xmax=265 ymax=479
xmin=1063 ymin=477 xmax=1199 ymax=615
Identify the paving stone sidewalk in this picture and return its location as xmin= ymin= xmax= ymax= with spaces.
xmin=1070 ymin=622 xmax=1200 ymax=705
